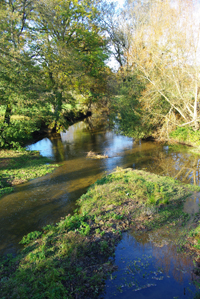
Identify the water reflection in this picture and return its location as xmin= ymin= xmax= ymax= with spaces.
xmin=133 ymin=149 xmax=200 ymax=186
xmin=103 ymin=232 xmax=196 ymax=299
xmin=1 ymin=118 xmax=200 ymax=297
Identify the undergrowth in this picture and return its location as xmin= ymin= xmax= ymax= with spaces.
xmin=170 ymin=126 xmax=200 ymax=147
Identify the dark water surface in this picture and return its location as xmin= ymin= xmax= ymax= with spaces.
xmin=102 ymin=231 xmax=197 ymax=299
xmin=1 ymin=119 xmax=200 ymax=297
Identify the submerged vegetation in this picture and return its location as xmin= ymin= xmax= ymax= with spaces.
xmin=0 ymin=150 xmax=58 ymax=197
xmin=1 ymin=168 xmax=200 ymax=298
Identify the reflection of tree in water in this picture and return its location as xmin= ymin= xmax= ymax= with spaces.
xmin=130 ymin=230 xmax=194 ymax=284
xmin=83 ymin=116 xmax=108 ymax=132
xmin=152 ymin=243 xmax=193 ymax=284
xmin=48 ymin=122 xmax=110 ymax=162
xmin=136 ymin=151 xmax=200 ymax=185
xmin=84 ymin=117 xmax=95 ymax=131
xmin=49 ymin=134 xmax=66 ymax=162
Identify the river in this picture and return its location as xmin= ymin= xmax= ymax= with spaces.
xmin=1 ymin=118 xmax=200 ymax=298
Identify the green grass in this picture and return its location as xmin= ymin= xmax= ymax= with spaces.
xmin=0 ymin=149 xmax=59 ymax=197
xmin=78 ymin=167 xmax=196 ymax=214
xmin=170 ymin=126 xmax=200 ymax=147
xmin=0 ymin=168 xmax=199 ymax=298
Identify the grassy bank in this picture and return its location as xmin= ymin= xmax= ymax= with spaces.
xmin=169 ymin=126 xmax=200 ymax=148
xmin=0 ymin=149 xmax=59 ymax=198
xmin=1 ymin=168 xmax=200 ymax=298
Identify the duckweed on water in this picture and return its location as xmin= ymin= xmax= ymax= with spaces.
xmin=0 ymin=168 xmax=200 ymax=298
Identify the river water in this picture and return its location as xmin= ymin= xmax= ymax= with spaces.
xmin=1 ymin=118 xmax=200 ymax=297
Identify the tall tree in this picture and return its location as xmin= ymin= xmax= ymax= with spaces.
xmin=0 ymin=0 xmax=110 ymax=147
xmin=0 ymin=0 xmax=45 ymax=123
xmin=29 ymin=0 xmax=109 ymax=131
xmin=126 ymin=0 xmax=200 ymax=130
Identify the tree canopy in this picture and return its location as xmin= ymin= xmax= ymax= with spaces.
xmin=0 ymin=0 xmax=110 ymax=147
xmin=1 ymin=0 xmax=200 ymax=147
xmin=112 ymin=0 xmax=200 ymax=139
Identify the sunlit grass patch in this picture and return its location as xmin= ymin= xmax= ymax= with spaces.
xmin=11 ymin=115 xmax=30 ymax=121
xmin=78 ymin=167 xmax=195 ymax=217
xmin=0 ymin=149 xmax=59 ymax=197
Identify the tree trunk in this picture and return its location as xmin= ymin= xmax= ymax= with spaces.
xmin=4 ymin=104 xmax=12 ymax=125
xmin=52 ymin=91 xmax=62 ymax=133
xmin=193 ymin=75 xmax=199 ymax=131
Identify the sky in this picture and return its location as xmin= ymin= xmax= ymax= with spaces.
xmin=115 ymin=0 xmax=125 ymax=7
xmin=106 ymin=0 xmax=126 ymax=70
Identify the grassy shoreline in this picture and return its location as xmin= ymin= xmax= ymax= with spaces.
xmin=1 ymin=168 xmax=200 ymax=298
xmin=0 ymin=149 xmax=59 ymax=198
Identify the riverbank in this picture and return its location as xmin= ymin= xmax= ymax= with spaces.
xmin=0 ymin=149 xmax=59 ymax=198
xmin=167 ymin=126 xmax=200 ymax=148
xmin=1 ymin=168 xmax=200 ymax=298
xmin=0 ymin=105 xmax=92 ymax=149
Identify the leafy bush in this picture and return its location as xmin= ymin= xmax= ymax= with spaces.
xmin=0 ymin=119 xmax=39 ymax=149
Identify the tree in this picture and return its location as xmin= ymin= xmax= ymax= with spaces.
xmin=28 ymin=0 xmax=109 ymax=131
xmin=126 ymin=0 xmax=200 ymax=131
xmin=0 ymin=0 xmax=49 ymax=147
xmin=0 ymin=0 xmax=110 ymax=147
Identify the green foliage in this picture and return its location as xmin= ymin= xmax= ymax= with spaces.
xmin=188 ymin=224 xmax=200 ymax=251
xmin=0 ymin=149 xmax=58 ymax=197
xmin=78 ymin=221 xmax=90 ymax=236
xmin=110 ymin=73 xmax=160 ymax=139
xmin=0 ymin=119 xmax=39 ymax=149
xmin=146 ymin=183 xmax=170 ymax=206
xmin=0 ymin=0 xmax=110 ymax=145
xmin=78 ymin=168 xmax=196 ymax=217
xmin=55 ymin=214 xmax=91 ymax=236
xmin=170 ymin=126 xmax=200 ymax=146
xmin=20 ymin=231 xmax=43 ymax=245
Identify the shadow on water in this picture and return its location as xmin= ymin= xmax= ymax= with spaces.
xmin=1 ymin=118 xmax=200 ymax=296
